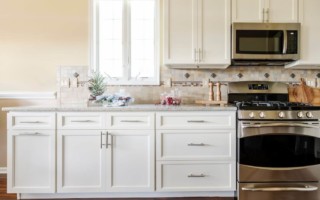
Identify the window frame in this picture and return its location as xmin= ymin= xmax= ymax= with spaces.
xmin=90 ymin=0 xmax=160 ymax=85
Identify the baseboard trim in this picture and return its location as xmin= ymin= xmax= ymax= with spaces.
xmin=0 ymin=167 xmax=7 ymax=174
xmin=0 ymin=92 xmax=56 ymax=100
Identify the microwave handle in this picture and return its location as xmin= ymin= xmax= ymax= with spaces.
xmin=283 ymin=30 xmax=288 ymax=54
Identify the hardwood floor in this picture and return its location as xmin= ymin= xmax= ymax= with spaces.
xmin=0 ymin=174 xmax=235 ymax=200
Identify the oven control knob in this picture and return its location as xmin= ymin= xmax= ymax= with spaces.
xmin=278 ymin=111 xmax=285 ymax=118
xmin=306 ymin=112 xmax=313 ymax=118
xmin=297 ymin=111 xmax=304 ymax=118
xmin=259 ymin=112 xmax=265 ymax=118
xmin=249 ymin=112 xmax=255 ymax=119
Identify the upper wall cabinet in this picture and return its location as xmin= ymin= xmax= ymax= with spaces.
xmin=232 ymin=0 xmax=299 ymax=23
xmin=164 ymin=0 xmax=231 ymax=69
xmin=285 ymin=0 xmax=320 ymax=69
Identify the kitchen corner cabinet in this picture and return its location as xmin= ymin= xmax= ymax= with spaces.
xmin=285 ymin=0 xmax=320 ymax=69
xmin=57 ymin=112 xmax=155 ymax=193
xmin=232 ymin=0 xmax=299 ymax=23
xmin=156 ymin=112 xmax=236 ymax=191
xmin=7 ymin=112 xmax=56 ymax=193
xmin=164 ymin=0 xmax=231 ymax=68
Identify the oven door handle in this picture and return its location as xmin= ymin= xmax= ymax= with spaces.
xmin=242 ymin=185 xmax=318 ymax=192
xmin=242 ymin=123 xmax=319 ymax=129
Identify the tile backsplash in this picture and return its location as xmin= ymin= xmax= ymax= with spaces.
xmin=58 ymin=66 xmax=320 ymax=105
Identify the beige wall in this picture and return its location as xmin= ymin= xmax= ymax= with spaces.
xmin=0 ymin=0 xmax=89 ymax=167
xmin=0 ymin=0 xmax=89 ymax=91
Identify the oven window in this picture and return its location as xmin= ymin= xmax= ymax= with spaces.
xmin=240 ymin=135 xmax=320 ymax=167
xmin=236 ymin=30 xmax=284 ymax=54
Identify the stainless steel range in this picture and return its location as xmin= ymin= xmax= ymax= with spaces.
xmin=228 ymin=81 xmax=320 ymax=200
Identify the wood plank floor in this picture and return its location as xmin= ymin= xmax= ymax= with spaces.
xmin=0 ymin=174 xmax=235 ymax=200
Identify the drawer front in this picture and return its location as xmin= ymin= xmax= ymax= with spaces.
xmin=156 ymin=161 xmax=236 ymax=191
xmin=156 ymin=112 xmax=236 ymax=129
xmin=106 ymin=112 xmax=154 ymax=129
xmin=58 ymin=112 xmax=105 ymax=129
xmin=8 ymin=112 xmax=55 ymax=130
xmin=157 ymin=130 xmax=235 ymax=161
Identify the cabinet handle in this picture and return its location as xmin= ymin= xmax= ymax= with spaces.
xmin=100 ymin=131 xmax=104 ymax=149
xmin=71 ymin=120 xmax=95 ymax=123
xmin=198 ymin=48 xmax=202 ymax=62
xmin=120 ymin=120 xmax=142 ymax=123
xmin=20 ymin=121 xmax=43 ymax=124
xmin=19 ymin=132 xmax=42 ymax=136
xmin=188 ymin=143 xmax=205 ymax=146
xmin=105 ymin=132 xmax=112 ymax=149
xmin=262 ymin=8 xmax=265 ymax=22
xmin=187 ymin=120 xmax=205 ymax=123
xmin=265 ymin=8 xmax=269 ymax=22
xmin=194 ymin=48 xmax=198 ymax=62
xmin=188 ymin=174 xmax=206 ymax=178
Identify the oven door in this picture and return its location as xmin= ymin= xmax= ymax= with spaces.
xmin=238 ymin=121 xmax=320 ymax=182
xmin=239 ymin=182 xmax=320 ymax=200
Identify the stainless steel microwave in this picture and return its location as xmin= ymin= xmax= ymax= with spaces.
xmin=232 ymin=23 xmax=300 ymax=66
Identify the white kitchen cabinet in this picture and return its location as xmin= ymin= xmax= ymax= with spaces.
xmin=57 ymin=130 xmax=106 ymax=193
xmin=285 ymin=0 xmax=320 ymax=69
xmin=156 ymin=112 xmax=236 ymax=192
xmin=164 ymin=0 xmax=231 ymax=68
xmin=7 ymin=130 xmax=55 ymax=193
xmin=107 ymin=130 xmax=155 ymax=192
xmin=232 ymin=0 xmax=299 ymax=23
xmin=57 ymin=112 xmax=155 ymax=193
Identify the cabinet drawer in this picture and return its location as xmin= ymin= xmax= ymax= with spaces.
xmin=8 ymin=112 xmax=55 ymax=130
xmin=156 ymin=161 xmax=236 ymax=191
xmin=156 ymin=112 xmax=236 ymax=129
xmin=106 ymin=112 xmax=154 ymax=130
xmin=157 ymin=130 xmax=235 ymax=161
xmin=58 ymin=112 xmax=105 ymax=129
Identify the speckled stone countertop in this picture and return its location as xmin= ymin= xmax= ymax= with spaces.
xmin=2 ymin=104 xmax=237 ymax=112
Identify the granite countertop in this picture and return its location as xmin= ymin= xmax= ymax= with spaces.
xmin=2 ymin=104 xmax=237 ymax=112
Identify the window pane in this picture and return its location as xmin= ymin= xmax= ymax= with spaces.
xmin=98 ymin=0 xmax=123 ymax=78
xmin=130 ymin=0 xmax=155 ymax=78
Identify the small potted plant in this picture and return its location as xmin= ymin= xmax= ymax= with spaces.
xmin=88 ymin=71 xmax=106 ymax=102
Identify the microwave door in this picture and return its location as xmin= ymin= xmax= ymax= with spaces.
xmin=283 ymin=30 xmax=288 ymax=54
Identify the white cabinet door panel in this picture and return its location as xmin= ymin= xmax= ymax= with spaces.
xmin=7 ymin=130 xmax=55 ymax=193
xmin=232 ymin=0 xmax=265 ymax=22
xmin=199 ymin=0 xmax=230 ymax=64
xmin=267 ymin=0 xmax=298 ymax=22
xmin=57 ymin=130 xmax=106 ymax=193
xmin=107 ymin=130 xmax=155 ymax=192
xmin=164 ymin=0 xmax=197 ymax=64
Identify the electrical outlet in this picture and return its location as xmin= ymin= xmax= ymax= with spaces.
xmin=202 ymin=79 xmax=209 ymax=87
xmin=70 ymin=77 xmax=78 ymax=88
xmin=164 ymin=78 xmax=172 ymax=88
xmin=61 ymin=78 xmax=70 ymax=88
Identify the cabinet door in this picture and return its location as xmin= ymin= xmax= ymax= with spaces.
xmin=266 ymin=0 xmax=298 ymax=22
xmin=106 ymin=130 xmax=155 ymax=192
xmin=7 ymin=130 xmax=55 ymax=193
xmin=198 ymin=0 xmax=230 ymax=65
xmin=164 ymin=0 xmax=198 ymax=65
xmin=57 ymin=130 xmax=106 ymax=193
xmin=232 ymin=0 xmax=265 ymax=22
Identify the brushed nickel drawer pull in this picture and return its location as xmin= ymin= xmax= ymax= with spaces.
xmin=20 ymin=121 xmax=43 ymax=124
xmin=188 ymin=174 xmax=206 ymax=178
xmin=71 ymin=120 xmax=95 ymax=123
xmin=19 ymin=132 xmax=42 ymax=136
xmin=187 ymin=120 xmax=205 ymax=123
xmin=120 ymin=120 xmax=142 ymax=123
xmin=242 ymin=185 xmax=318 ymax=192
xmin=188 ymin=143 xmax=205 ymax=146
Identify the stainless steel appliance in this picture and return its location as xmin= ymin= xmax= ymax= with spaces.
xmin=228 ymin=81 xmax=320 ymax=200
xmin=232 ymin=23 xmax=300 ymax=66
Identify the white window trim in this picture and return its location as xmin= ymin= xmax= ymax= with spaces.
xmin=90 ymin=0 xmax=160 ymax=86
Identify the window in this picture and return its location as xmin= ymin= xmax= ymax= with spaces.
xmin=91 ymin=0 xmax=160 ymax=85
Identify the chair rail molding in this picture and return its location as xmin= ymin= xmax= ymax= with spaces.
xmin=0 ymin=92 xmax=57 ymax=99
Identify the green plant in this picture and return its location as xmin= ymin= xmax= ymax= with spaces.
xmin=88 ymin=72 xmax=106 ymax=98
